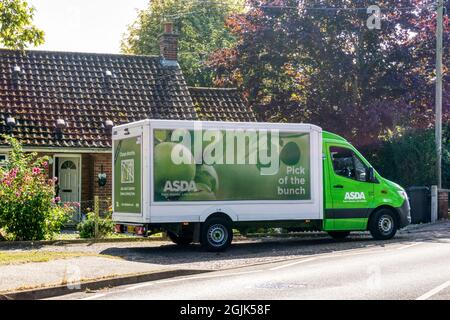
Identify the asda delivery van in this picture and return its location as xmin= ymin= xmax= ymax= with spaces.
xmin=112 ymin=119 xmax=410 ymax=251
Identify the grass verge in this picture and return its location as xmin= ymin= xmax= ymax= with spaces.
xmin=0 ymin=251 xmax=116 ymax=265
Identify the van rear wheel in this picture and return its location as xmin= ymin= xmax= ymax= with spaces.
xmin=201 ymin=217 xmax=233 ymax=252
xmin=167 ymin=231 xmax=193 ymax=246
xmin=369 ymin=209 xmax=397 ymax=240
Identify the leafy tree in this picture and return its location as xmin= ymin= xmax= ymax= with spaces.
xmin=208 ymin=0 xmax=449 ymax=147
xmin=121 ymin=0 xmax=244 ymax=86
xmin=406 ymin=0 xmax=450 ymax=128
xmin=0 ymin=0 xmax=44 ymax=49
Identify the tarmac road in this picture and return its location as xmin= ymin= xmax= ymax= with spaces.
xmin=53 ymin=225 xmax=450 ymax=300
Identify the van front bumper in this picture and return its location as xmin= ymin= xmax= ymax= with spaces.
xmin=395 ymin=199 xmax=411 ymax=228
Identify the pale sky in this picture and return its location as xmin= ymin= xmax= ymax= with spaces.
xmin=29 ymin=0 xmax=149 ymax=53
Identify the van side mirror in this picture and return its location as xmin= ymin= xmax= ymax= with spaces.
xmin=367 ymin=167 xmax=375 ymax=182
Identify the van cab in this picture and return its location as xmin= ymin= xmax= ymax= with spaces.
xmin=322 ymin=131 xmax=411 ymax=240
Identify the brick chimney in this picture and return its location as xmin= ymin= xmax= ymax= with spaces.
xmin=159 ymin=22 xmax=179 ymax=61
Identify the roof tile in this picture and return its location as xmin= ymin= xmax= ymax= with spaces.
xmin=0 ymin=50 xmax=256 ymax=150
xmin=189 ymin=87 xmax=257 ymax=122
xmin=0 ymin=49 xmax=196 ymax=148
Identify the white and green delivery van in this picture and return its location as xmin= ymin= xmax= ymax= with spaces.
xmin=112 ymin=119 xmax=411 ymax=251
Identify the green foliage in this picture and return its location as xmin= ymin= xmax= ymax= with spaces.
xmin=208 ymin=0 xmax=449 ymax=146
xmin=0 ymin=136 xmax=72 ymax=241
xmin=0 ymin=0 xmax=44 ymax=49
xmin=77 ymin=212 xmax=114 ymax=239
xmin=121 ymin=0 xmax=243 ymax=86
xmin=365 ymin=126 xmax=450 ymax=189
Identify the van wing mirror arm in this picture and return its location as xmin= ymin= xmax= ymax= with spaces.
xmin=367 ymin=167 xmax=375 ymax=182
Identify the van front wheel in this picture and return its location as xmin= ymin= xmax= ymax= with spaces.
xmin=369 ymin=209 xmax=397 ymax=240
xmin=201 ymin=217 xmax=233 ymax=252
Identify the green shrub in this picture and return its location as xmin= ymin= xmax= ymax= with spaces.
xmin=365 ymin=126 xmax=450 ymax=189
xmin=0 ymin=136 xmax=73 ymax=240
xmin=77 ymin=212 xmax=114 ymax=239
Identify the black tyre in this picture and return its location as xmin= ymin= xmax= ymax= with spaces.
xmin=327 ymin=231 xmax=350 ymax=240
xmin=369 ymin=209 xmax=398 ymax=240
xmin=201 ymin=216 xmax=233 ymax=252
xmin=167 ymin=230 xmax=193 ymax=246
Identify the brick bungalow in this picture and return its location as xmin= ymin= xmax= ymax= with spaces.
xmin=0 ymin=23 xmax=256 ymax=218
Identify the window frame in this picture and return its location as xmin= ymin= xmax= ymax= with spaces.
xmin=329 ymin=145 xmax=374 ymax=183
xmin=0 ymin=153 xmax=8 ymax=167
xmin=60 ymin=160 xmax=77 ymax=170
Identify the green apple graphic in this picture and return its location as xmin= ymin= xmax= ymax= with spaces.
xmin=280 ymin=141 xmax=301 ymax=165
xmin=154 ymin=142 xmax=196 ymax=193
xmin=194 ymin=165 xmax=219 ymax=193
xmin=154 ymin=129 xmax=169 ymax=143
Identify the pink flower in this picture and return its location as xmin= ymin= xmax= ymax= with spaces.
xmin=52 ymin=196 xmax=61 ymax=203
xmin=32 ymin=167 xmax=41 ymax=175
xmin=9 ymin=168 xmax=18 ymax=178
xmin=42 ymin=161 xmax=48 ymax=168
xmin=15 ymin=192 xmax=21 ymax=197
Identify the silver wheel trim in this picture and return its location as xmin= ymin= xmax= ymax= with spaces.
xmin=378 ymin=214 xmax=394 ymax=235
xmin=207 ymin=224 xmax=228 ymax=247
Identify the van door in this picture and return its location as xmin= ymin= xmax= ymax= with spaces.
xmin=326 ymin=144 xmax=374 ymax=229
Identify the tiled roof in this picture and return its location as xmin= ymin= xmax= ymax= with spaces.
xmin=189 ymin=87 xmax=257 ymax=122
xmin=0 ymin=49 xmax=196 ymax=148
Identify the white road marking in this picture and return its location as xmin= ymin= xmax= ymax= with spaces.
xmin=397 ymin=242 xmax=423 ymax=250
xmin=324 ymin=249 xmax=381 ymax=259
xmin=157 ymin=270 xmax=264 ymax=284
xmin=267 ymin=241 xmax=428 ymax=271
xmin=84 ymin=269 xmax=264 ymax=298
xmin=269 ymin=258 xmax=316 ymax=271
xmin=416 ymin=280 xmax=450 ymax=300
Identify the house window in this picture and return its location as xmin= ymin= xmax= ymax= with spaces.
xmin=61 ymin=160 xmax=77 ymax=170
xmin=0 ymin=154 xmax=7 ymax=167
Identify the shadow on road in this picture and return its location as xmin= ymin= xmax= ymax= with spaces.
xmin=98 ymin=231 xmax=439 ymax=267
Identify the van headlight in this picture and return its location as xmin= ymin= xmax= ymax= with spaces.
xmin=397 ymin=190 xmax=408 ymax=200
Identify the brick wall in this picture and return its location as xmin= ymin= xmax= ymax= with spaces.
xmin=28 ymin=151 xmax=112 ymax=214
xmin=91 ymin=153 xmax=112 ymax=213
xmin=81 ymin=154 xmax=93 ymax=204
xmin=159 ymin=33 xmax=179 ymax=61
xmin=159 ymin=22 xmax=179 ymax=61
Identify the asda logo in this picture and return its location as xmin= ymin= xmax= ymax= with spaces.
xmin=163 ymin=180 xmax=197 ymax=193
xmin=344 ymin=192 xmax=366 ymax=201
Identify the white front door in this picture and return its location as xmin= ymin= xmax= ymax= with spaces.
xmin=58 ymin=157 xmax=80 ymax=203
